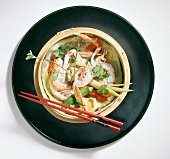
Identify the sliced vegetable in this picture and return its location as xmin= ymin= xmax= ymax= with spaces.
xmin=87 ymin=35 xmax=102 ymax=47
xmin=109 ymin=86 xmax=133 ymax=92
xmin=89 ymin=79 xmax=119 ymax=96
xmin=80 ymin=86 xmax=93 ymax=97
xmin=93 ymin=39 xmax=102 ymax=47
xmin=85 ymin=43 xmax=96 ymax=52
xmin=97 ymin=85 xmax=108 ymax=95
xmin=89 ymin=90 xmax=111 ymax=102
xmin=47 ymin=55 xmax=56 ymax=75
xmin=64 ymin=86 xmax=93 ymax=107
xmin=110 ymin=83 xmax=132 ymax=87
xmin=75 ymin=62 xmax=86 ymax=67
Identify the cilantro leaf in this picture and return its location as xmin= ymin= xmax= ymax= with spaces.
xmin=73 ymin=102 xmax=84 ymax=108
xmin=97 ymin=85 xmax=109 ymax=95
xmin=64 ymin=95 xmax=75 ymax=105
xmin=53 ymin=44 xmax=71 ymax=58
xmin=92 ymin=66 xmax=110 ymax=80
xmin=53 ymin=50 xmax=65 ymax=58
xmin=98 ymin=73 xmax=110 ymax=79
xmin=58 ymin=44 xmax=71 ymax=51
xmin=93 ymin=66 xmax=104 ymax=77
xmin=64 ymin=95 xmax=84 ymax=107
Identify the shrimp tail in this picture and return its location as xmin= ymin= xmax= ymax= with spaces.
xmin=73 ymin=83 xmax=84 ymax=104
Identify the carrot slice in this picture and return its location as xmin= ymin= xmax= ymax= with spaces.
xmin=85 ymin=39 xmax=102 ymax=52
xmin=89 ymin=90 xmax=111 ymax=102
xmin=85 ymin=43 xmax=96 ymax=52
xmin=48 ymin=55 xmax=56 ymax=75
xmin=93 ymin=39 xmax=102 ymax=47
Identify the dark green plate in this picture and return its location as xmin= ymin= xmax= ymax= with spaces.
xmin=12 ymin=6 xmax=154 ymax=148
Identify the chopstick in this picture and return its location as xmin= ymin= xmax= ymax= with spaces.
xmin=20 ymin=91 xmax=123 ymax=126
xmin=18 ymin=91 xmax=123 ymax=132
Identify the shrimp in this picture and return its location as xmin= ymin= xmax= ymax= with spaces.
xmin=74 ymin=33 xmax=103 ymax=60
xmin=91 ymin=47 xmax=105 ymax=67
xmin=74 ymin=66 xmax=93 ymax=87
xmin=68 ymin=49 xmax=87 ymax=64
xmin=101 ymin=62 xmax=115 ymax=85
xmin=79 ymin=51 xmax=94 ymax=58
xmin=74 ymin=47 xmax=108 ymax=88
xmin=73 ymin=83 xmax=84 ymax=104
xmin=74 ymin=33 xmax=102 ymax=47
xmin=49 ymin=54 xmax=72 ymax=100
xmin=74 ymin=32 xmax=95 ymax=41
xmin=62 ymin=49 xmax=74 ymax=70
xmin=49 ymin=80 xmax=71 ymax=91
xmin=49 ymin=84 xmax=72 ymax=101
xmin=78 ymin=46 xmax=100 ymax=58
xmin=95 ymin=49 xmax=107 ymax=63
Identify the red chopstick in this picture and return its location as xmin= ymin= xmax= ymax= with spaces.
xmin=20 ymin=91 xmax=123 ymax=127
xmin=18 ymin=91 xmax=123 ymax=132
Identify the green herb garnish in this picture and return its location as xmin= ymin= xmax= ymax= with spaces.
xmin=25 ymin=50 xmax=36 ymax=60
xmin=98 ymin=73 xmax=110 ymax=79
xmin=92 ymin=66 xmax=110 ymax=79
xmin=25 ymin=50 xmax=71 ymax=77
xmin=64 ymin=95 xmax=75 ymax=105
xmin=53 ymin=50 xmax=65 ymax=58
xmin=53 ymin=44 xmax=71 ymax=58
xmin=97 ymin=85 xmax=109 ymax=95
xmin=58 ymin=44 xmax=71 ymax=51
xmin=64 ymin=95 xmax=84 ymax=107
xmin=93 ymin=65 xmax=103 ymax=77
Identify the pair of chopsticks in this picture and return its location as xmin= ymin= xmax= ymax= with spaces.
xmin=18 ymin=91 xmax=123 ymax=132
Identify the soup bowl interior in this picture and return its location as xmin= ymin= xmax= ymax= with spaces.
xmin=33 ymin=27 xmax=130 ymax=123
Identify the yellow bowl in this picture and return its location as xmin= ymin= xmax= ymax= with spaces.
xmin=34 ymin=27 xmax=131 ymax=123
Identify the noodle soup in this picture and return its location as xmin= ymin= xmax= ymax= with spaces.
xmin=34 ymin=27 xmax=131 ymax=123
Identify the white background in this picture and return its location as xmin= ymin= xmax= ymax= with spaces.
xmin=1 ymin=0 xmax=170 ymax=159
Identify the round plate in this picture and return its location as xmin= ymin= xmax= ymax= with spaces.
xmin=12 ymin=6 xmax=154 ymax=148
